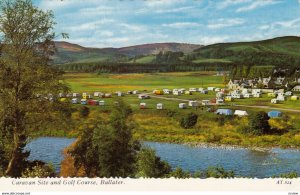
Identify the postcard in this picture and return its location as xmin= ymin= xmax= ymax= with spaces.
xmin=0 ymin=0 xmax=300 ymax=194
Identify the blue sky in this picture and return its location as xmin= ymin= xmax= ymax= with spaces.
xmin=33 ymin=0 xmax=300 ymax=48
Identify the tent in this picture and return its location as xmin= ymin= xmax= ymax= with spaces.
xmin=234 ymin=110 xmax=248 ymax=116
xmin=215 ymin=109 xmax=233 ymax=116
xmin=268 ymin=111 xmax=282 ymax=118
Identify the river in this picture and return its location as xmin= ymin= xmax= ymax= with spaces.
xmin=26 ymin=137 xmax=300 ymax=178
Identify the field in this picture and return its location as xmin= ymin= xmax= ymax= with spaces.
xmin=60 ymin=72 xmax=300 ymax=148
xmin=64 ymin=71 xmax=224 ymax=93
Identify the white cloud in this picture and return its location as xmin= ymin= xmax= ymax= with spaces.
xmin=78 ymin=5 xmax=115 ymax=16
xmin=155 ymin=6 xmax=195 ymax=13
xmin=217 ymin=0 xmax=251 ymax=10
xmin=67 ymin=19 xmax=114 ymax=31
xmin=162 ymin=22 xmax=201 ymax=28
xmin=197 ymin=36 xmax=230 ymax=45
xmin=207 ymin=18 xmax=245 ymax=29
xmin=144 ymin=0 xmax=185 ymax=7
xmin=259 ymin=18 xmax=300 ymax=31
xmin=119 ymin=23 xmax=145 ymax=33
xmin=236 ymin=0 xmax=281 ymax=12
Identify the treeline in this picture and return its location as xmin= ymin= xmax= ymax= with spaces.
xmin=190 ymin=49 xmax=300 ymax=69
xmin=57 ymin=61 xmax=234 ymax=73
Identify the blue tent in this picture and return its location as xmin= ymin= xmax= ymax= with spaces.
xmin=215 ymin=109 xmax=233 ymax=116
xmin=268 ymin=110 xmax=282 ymax=118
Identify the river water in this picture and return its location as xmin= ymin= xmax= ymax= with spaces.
xmin=26 ymin=137 xmax=300 ymax=178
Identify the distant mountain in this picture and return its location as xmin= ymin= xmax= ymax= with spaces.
xmin=190 ymin=36 xmax=300 ymax=65
xmin=117 ymin=42 xmax=201 ymax=57
xmin=53 ymin=41 xmax=202 ymax=64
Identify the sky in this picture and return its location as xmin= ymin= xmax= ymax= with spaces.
xmin=33 ymin=0 xmax=300 ymax=48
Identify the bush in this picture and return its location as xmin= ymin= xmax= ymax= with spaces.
xmin=180 ymin=113 xmax=198 ymax=129
xmin=247 ymin=111 xmax=270 ymax=135
xmin=204 ymin=166 xmax=235 ymax=178
xmin=273 ymin=171 xmax=298 ymax=178
xmin=166 ymin=109 xmax=177 ymax=117
xmin=22 ymin=162 xmax=55 ymax=178
xmin=79 ymin=106 xmax=90 ymax=118
xmin=170 ymin=167 xmax=191 ymax=178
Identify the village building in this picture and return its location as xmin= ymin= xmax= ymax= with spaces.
xmin=104 ymin=93 xmax=112 ymax=98
xmin=292 ymin=85 xmax=300 ymax=92
xmin=244 ymin=93 xmax=252 ymax=98
xmin=163 ymin=89 xmax=171 ymax=94
xmin=216 ymin=98 xmax=224 ymax=105
xmin=253 ymin=93 xmax=262 ymax=98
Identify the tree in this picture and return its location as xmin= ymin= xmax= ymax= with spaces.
xmin=79 ymin=106 xmax=90 ymax=118
xmin=248 ymin=111 xmax=270 ymax=135
xmin=0 ymin=0 xmax=70 ymax=177
xmin=136 ymin=147 xmax=171 ymax=178
xmin=180 ymin=113 xmax=198 ymax=129
xmin=71 ymin=99 xmax=140 ymax=177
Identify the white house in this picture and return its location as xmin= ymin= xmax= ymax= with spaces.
xmin=292 ymin=85 xmax=300 ymax=92
xmin=252 ymin=89 xmax=262 ymax=95
xmin=253 ymin=93 xmax=262 ymax=98
xmin=231 ymin=94 xmax=243 ymax=99
xmin=234 ymin=110 xmax=248 ymax=117
xmin=244 ymin=93 xmax=253 ymax=98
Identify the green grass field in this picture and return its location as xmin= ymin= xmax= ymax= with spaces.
xmin=64 ymin=71 xmax=224 ymax=93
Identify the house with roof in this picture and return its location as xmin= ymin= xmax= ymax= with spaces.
xmin=292 ymin=85 xmax=300 ymax=92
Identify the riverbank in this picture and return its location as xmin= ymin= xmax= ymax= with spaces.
xmin=27 ymin=137 xmax=300 ymax=178
xmin=29 ymin=99 xmax=300 ymax=150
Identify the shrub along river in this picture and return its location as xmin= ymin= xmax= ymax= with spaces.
xmin=26 ymin=137 xmax=300 ymax=178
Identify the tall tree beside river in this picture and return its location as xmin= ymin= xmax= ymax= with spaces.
xmin=0 ymin=0 xmax=70 ymax=177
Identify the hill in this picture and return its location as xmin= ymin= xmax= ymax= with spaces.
xmin=190 ymin=36 xmax=300 ymax=65
xmin=53 ymin=41 xmax=202 ymax=64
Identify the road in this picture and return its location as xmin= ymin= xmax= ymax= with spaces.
xmin=146 ymin=94 xmax=300 ymax=113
